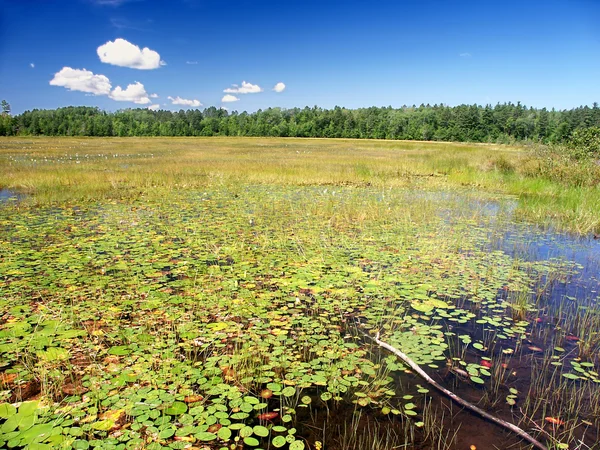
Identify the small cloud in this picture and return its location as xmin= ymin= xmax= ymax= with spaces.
xmin=150 ymin=93 xmax=159 ymax=98
xmin=97 ymin=38 xmax=164 ymax=70
xmin=186 ymin=61 xmax=198 ymax=65
xmin=109 ymin=81 xmax=151 ymax=104
xmin=223 ymin=81 xmax=262 ymax=94
xmin=30 ymin=63 xmax=35 ymax=68
xmin=90 ymin=0 xmax=141 ymax=6
xmin=168 ymin=96 xmax=202 ymax=107
xmin=110 ymin=17 xmax=150 ymax=31
xmin=148 ymin=104 xmax=160 ymax=111
xmin=220 ymin=106 xmax=228 ymax=111
xmin=50 ymin=67 xmax=112 ymax=96
xmin=221 ymin=94 xmax=239 ymax=102
xmin=273 ymin=82 xmax=285 ymax=93
xmin=459 ymin=52 xmax=472 ymax=58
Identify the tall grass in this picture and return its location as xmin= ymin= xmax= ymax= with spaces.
xmin=1 ymin=136 xmax=598 ymax=232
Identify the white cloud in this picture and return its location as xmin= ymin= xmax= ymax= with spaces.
xmin=186 ymin=61 xmax=198 ymax=65
xmin=168 ymin=96 xmax=202 ymax=107
xmin=150 ymin=93 xmax=159 ymax=98
xmin=459 ymin=52 xmax=472 ymax=58
xmin=148 ymin=104 xmax=160 ymax=111
xmin=220 ymin=106 xmax=229 ymax=111
xmin=109 ymin=82 xmax=151 ymax=104
xmin=221 ymin=94 xmax=239 ymax=103
xmin=223 ymin=81 xmax=262 ymax=94
xmin=91 ymin=0 xmax=141 ymax=6
xmin=30 ymin=63 xmax=35 ymax=68
xmin=50 ymin=67 xmax=112 ymax=96
xmin=50 ymin=67 xmax=159 ymax=106
xmin=97 ymin=38 xmax=165 ymax=70
xmin=273 ymin=82 xmax=286 ymax=93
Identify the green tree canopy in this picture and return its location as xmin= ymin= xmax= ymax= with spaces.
xmin=2 ymin=103 xmax=599 ymax=146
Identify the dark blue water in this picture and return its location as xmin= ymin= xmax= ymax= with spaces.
xmin=495 ymin=227 xmax=600 ymax=308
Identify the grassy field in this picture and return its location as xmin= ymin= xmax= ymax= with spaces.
xmin=1 ymin=137 xmax=599 ymax=233
xmin=1 ymin=137 xmax=599 ymax=450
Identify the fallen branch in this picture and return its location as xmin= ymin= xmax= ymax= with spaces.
xmin=367 ymin=331 xmax=547 ymax=450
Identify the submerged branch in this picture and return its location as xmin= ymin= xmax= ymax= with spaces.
xmin=366 ymin=331 xmax=548 ymax=450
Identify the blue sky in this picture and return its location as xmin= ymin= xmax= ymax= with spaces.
xmin=1 ymin=0 xmax=599 ymax=114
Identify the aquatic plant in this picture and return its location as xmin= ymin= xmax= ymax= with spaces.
xmin=0 ymin=137 xmax=599 ymax=449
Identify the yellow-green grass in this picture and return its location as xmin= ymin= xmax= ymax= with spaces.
xmin=1 ymin=136 xmax=598 ymax=233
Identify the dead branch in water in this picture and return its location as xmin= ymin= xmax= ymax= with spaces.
xmin=366 ymin=331 xmax=547 ymax=450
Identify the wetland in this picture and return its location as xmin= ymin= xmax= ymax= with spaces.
xmin=0 ymin=137 xmax=599 ymax=450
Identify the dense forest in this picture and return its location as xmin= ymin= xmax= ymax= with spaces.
xmin=1 ymin=102 xmax=600 ymax=144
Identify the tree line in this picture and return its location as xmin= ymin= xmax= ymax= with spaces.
xmin=1 ymin=102 xmax=600 ymax=144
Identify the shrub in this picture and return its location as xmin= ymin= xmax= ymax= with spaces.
xmin=568 ymin=127 xmax=600 ymax=158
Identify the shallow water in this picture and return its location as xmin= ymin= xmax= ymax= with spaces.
xmin=0 ymin=189 xmax=21 ymax=204
xmin=422 ymin=189 xmax=600 ymax=307
xmin=495 ymin=227 xmax=600 ymax=308
xmin=0 ymin=185 xmax=598 ymax=449
xmin=409 ymin=191 xmax=600 ymax=448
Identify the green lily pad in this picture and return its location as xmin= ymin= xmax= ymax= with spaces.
xmin=165 ymin=401 xmax=187 ymax=415
xmin=290 ymin=440 xmax=305 ymax=450
xmin=281 ymin=387 xmax=296 ymax=397
xmin=158 ymin=428 xmax=176 ymax=439
xmin=272 ymin=435 xmax=287 ymax=448
xmin=239 ymin=436 xmax=257 ymax=447
xmin=196 ymin=431 xmax=217 ymax=441
xmin=217 ymin=426 xmax=232 ymax=441
xmin=0 ymin=403 xmax=16 ymax=419
xmin=108 ymin=345 xmax=131 ymax=356
xmin=253 ymin=425 xmax=269 ymax=437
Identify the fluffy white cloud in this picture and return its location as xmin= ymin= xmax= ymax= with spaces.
xmin=50 ymin=67 xmax=159 ymax=106
xmin=150 ymin=93 xmax=159 ymax=98
xmin=97 ymin=38 xmax=164 ymax=70
xmin=273 ymin=82 xmax=286 ymax=93
xmin=221 ymin=94 xmax=239 ymax=103
xmin=50 ymin=67 xmax=112 ymax=96
xmin=223 ymin=81 xmax=262 ymax=94
xmin=147 ymin=104 xmax=160 ymax=111
xmin=168 ymin=96 xmax=202 ymax=107
xmin=109 ymin=81 xmax=151 ymax=104
xmin=30 ymin=63 xmax=35 ymax=68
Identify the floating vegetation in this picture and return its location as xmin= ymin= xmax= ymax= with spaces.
xmin=0 ymin=138 xmax=599 ymax=449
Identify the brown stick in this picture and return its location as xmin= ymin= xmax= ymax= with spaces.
xmin=367 ymin=332 xmax=547 ymax=450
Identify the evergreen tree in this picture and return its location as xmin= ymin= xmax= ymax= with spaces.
xmin=3 ymin=103 xmax=599 ymax=144
xmin=1 ymin=100 xmax=10 ymax=116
